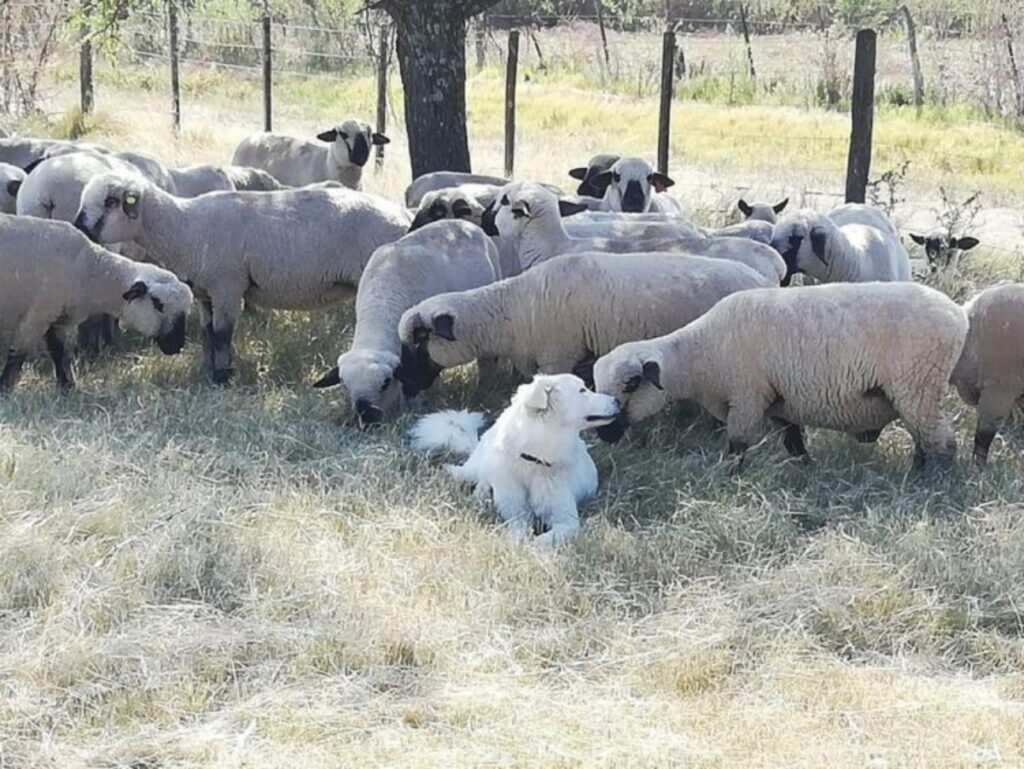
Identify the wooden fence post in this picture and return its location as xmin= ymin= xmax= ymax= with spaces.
xmin=845 ymin=29 xmax=876 ymax=204
xmin=475 ymin=16 xmax=486 ymax=70
xmin=375 ymin=25 xmax=388 ymax=169
xmin=79 ymin=11 xmax=94 ymax=114
xmin=1003 ymin=14 xmax=1023 ymax=117
xmin=595 ymin=0 xmax=610 ymax=67
xmin=901 ymin=5 xmax=923 ymax=110
xmin=657 ymin=28 xmax=675 ymax=175
xmin=739 ymin=4 xmax=756 ymax=79
xmin=504 ymin=29 xmax=519 ymax=178
xmin=168 ymin=0 xmax=181 ymax=133
xmin=261 ymin=12 xmax=272 ymax=131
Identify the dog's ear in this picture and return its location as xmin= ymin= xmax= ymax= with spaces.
xmin=641 ymin=360 xmax=663 ymax=390
xmin=523 ymin=381 xmax=551 ymax=411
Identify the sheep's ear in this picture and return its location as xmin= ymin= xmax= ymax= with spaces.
xmin=317 ymin=129 xmax=339 ymax=143
xmin=590 ymin=170 xmax=614 ymax=195
xmin=809 ymin=227 xmax=829 ymax=264
xmin=6 ymin=179 xmax=21 ymax=198
xmin=773 ymin=198 xmax=789 ymax=214
xmin=122 ymin=189 xmax=141 ymax=219
xmin=909 ymin=233 xmax=926 ymax=246
xmin=371 ymin=132 xmax=390 ymax=146
xmin=642 ymin=360 xmax=663 ymax=390
xmin=312 ymin=367 xmax=340 ymax=389
xmin=22 ymin=158 xmax=44 ymax=174
xmin=957 ymin=236 xmax=980 ymax=251
xmin=480 ymin=200 xmax=499 ymax=236
xmin=122 ymin=280 xmax=148 ymax=302
xmin=737 ymin=199 xmax=753 ymax=217
xmin=568 ymin=166 xmax=589 ymax=181
xmin=524 ymin=382 xmax=551 ymax=411
xmin=649 ymin=172 xmax=674 ymax=192
xmin=558 ymin=199 xmax=589 ymax=218
xmin=432 ymin=313 xmax=456 ymax=341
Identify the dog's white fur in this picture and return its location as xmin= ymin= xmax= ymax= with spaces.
xmin=410 ymin=374 xmax=620 ymax=547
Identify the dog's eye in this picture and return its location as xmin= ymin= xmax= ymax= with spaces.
xmin=380 ymin=377 xmax=392 ymax=391
xmin=104 ymin=195 xmax=119 ymax=209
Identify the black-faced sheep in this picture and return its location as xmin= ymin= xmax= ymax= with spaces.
xmin=593 ymin=282 xmax=967 ymax=473
xmin=910 ymin=228 xmax=980 ymax=273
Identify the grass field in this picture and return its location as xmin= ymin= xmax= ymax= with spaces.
xmin=2 ymin=50 xmax=1024 ymax=768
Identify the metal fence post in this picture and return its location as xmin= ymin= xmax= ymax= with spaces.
xmin=375 ymin=25 xmax=388 ymax=168
xmin=168 ymin=0 xmax=181 ymax=133
xmin=504 ymin=29 xmax=519 ymax=178
xmin=845 ymin=29 xmax=876 ymax=204
xmin=657 ymin=29 xmax=676 ymax=175
xmin=261 ymin=11 xmax=272 ymax=131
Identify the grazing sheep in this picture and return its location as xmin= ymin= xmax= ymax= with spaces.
xmin=405 ymin=171 xmax=510 ymax=208
xmin=0 ymin=162 xmax=25 ymax=213
xmin=222 ymin=165 xmax=286 ymax=191
xmin=0 ymin=215 xmax=193 ymax=391
xmin=593 ymin=282 xmax=967 ymax=472
xmin=910 ymin=228 xmax=980 ymax=272
xmin=231 ymin=119 xmax=388 ymax=189
xmin=737 ymin=197 xmax=789 ymax=224
xmin=312 ymin=220 xmax=501 ymax=425
xmin=567 ymin=154 xmax=620 ymax=198
xmin=590 ymin=157 xmax=684 ymax=215
xmin=74 ymin=171 xmax=411 ymax=383
xmin=771 ymin=203 xmax=911 ymax=286
xmin=398 ymin=252 xmax=769 ymax=396
xmin=950 ymin=283 xmax=1024 ymax=464
xmin=492 ymin=183 xmax=785 ymax=283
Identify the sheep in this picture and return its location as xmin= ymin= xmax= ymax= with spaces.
xmin=567 ymin=154 xmax=620 ymax=198
xmin=737 ymin=197 xmax=789 ymax=224
xmin=312 ymin=220 xmax=502 ymax=425
xmin=0 ymin=162 xmax=25 ymax=213
xmin=770 ymin=203 xmax=911 ymax=286
xmin=408 ymin=185 xmax=496 ymax=232
xmin=491 ymin=183 xmax=785 ymax=283
xmin=592 ymin=281 xmax=967 ymax=472
xmin=73 ymin=170 xmax=411 ymax=383
xmin=0 ymin=137 xmax=107 ymax=169
xmin=223 ymin=165 xmax=286 ymax=191
xmin=405 ymin=171 xmax=510 ymax=208
xmin=949 ymin=283 xmax=1024 ymax=465
xmin=231 ymin=119 xmax=388 ymax=190
xmin=589 ymin=157 xmax=684 ymax=215
xmin=910 ymin=228 xmax=980 ymax=273
xmin=398 ymin=252 xmax=770 ymax=397
xmin=0 ymin=214 xmax=193 ymax=392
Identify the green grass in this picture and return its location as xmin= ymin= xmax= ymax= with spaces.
xmin=3 ymin=49 xmax=1024 ymax=769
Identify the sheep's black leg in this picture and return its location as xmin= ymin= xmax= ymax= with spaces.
xmin=974 ymin=428 xmax=997 ymax=466
xmin=912 ymin=443 xmax=926 ymax=472
xmin=45 ymin=327 xmax=75 ymax=392
xmin=782 ymin=423 xmax=808 ymax=457
xmin=101 ymin=314 xmax=117 ymax=347
xmin=0 ymin=350 xmax=26 ymax=392
xmin=210 ymin=322 xmax=235 ymax=385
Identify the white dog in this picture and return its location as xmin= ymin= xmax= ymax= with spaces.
xmin=410 ymin=374 xmax=621 ymax=547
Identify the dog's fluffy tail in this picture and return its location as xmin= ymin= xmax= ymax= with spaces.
xmin=409 ymin=410 xmax=487 ymax=456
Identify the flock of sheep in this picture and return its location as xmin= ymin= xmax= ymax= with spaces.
xmin=0 ymin=115 xmax=1019 ymax=489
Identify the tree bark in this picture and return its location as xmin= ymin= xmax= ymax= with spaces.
xmin=374 ymin=0 xmax=501 ymax=178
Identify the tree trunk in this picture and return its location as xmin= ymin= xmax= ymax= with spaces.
xmin=381 ymin=1 xmax=498 ymax=177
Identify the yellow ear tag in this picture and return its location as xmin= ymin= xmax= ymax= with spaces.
xmin=125 ymin=194 xmax=138 ymax=206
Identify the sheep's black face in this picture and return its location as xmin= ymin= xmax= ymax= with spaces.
xmin=596 ymin=412 xmax=628 ymax=443
xmin=349 ymin=133 xmax=371 ymax=167
xmin=774 ymin=232 xmax=804 ymax=287
xmin=354 ymin=398 xmax=383 ymax=428
xmin=73 ymin=210 xmax=101 ymax=242
xmin=409 ymin=202 xmax=448 ymax=232
xmin=480 ymin=201 xmax=499 ymax=236
xmin=622 ymin=180 xmax=647 ymax=213
xmin=398 ymin=343 xmax=443 ymax=399
xmin=156 ymin=314 xmax=187 ymax=355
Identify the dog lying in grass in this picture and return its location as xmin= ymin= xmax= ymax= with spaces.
xmin=410 ymin=374 xmax=620 ymax=547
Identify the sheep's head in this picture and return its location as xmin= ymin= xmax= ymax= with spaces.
xmin=313 ymin=348 xmax=404 ymax=427
xmin=318 ymin=118 xmax=389 ymax=169
xmin=399 ymin=297 xmax=486 ymax=377
xmin=737 ymin=197 xmax=788 ymax=224
xmin=770 ymin=211 xmax=831 ymax=286
xmin=910 ymin=229 xmax=979 ymax=272
xmin=0 ymin=163 xmax=24 ymax=214
xmin=489 ymin=182 xmax=587 ymax=241
xmin=592 ymin=346 xmax=667 ymax=442
xmin=74 ymin=170 xmax=148 ymax=244
xmin=512 ymin=374 xmax=620 ymax=433
xmin=568 ymin=153 xmax=620 ymax=198
xmin=591 ymin=157 xmax=674 ymax=214
xmin=409 ymin=188 xmax=484 ymax=232
xmin=118 ymin=267 xmax=193 ymax=355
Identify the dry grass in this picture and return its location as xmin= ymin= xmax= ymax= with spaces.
xmin=2 ymin=60 xmax=1024 ymax=769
